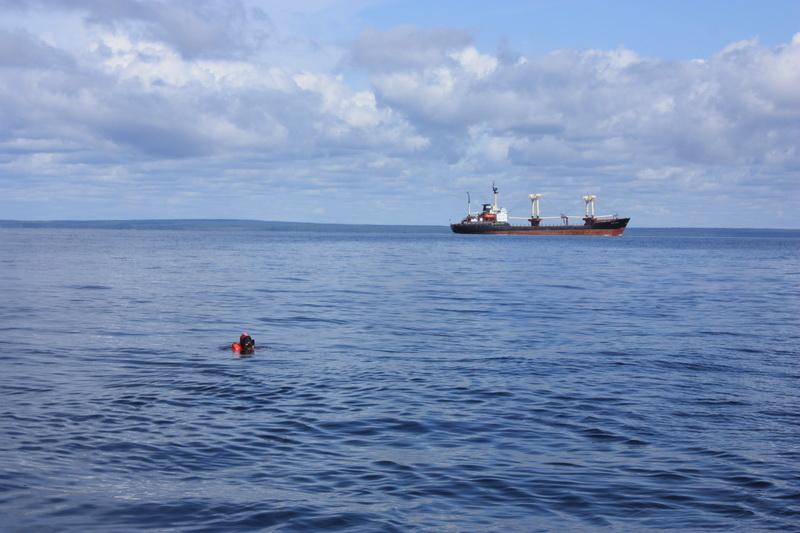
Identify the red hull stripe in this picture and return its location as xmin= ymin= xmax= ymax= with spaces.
xmin=473 ymin=228 xmax=626 ymax=236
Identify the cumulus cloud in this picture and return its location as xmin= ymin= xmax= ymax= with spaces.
xmin=0 ymin=28 xmax=74 ymax=69
xmin=84 ymin=0 xmax=267 ymax=60
xmin=352 ymin=26 xmax=472 ymax=72
xmin=0 ymin=10 xmax=433 ymax=222
xmin=351 ymin=27 xmax=800 ymax=220
xmin=0 ymin=9 xmax=797 ymax=225
xmin=2 ymin=0 xmax=267 ymax=59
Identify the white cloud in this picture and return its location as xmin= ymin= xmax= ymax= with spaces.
xmin=351 ymin=26 xmax=471 ymax=72
xmin=0 ymin=9 xmax=798 ymax=226
xmin=357 ymin=29 xmax=800 ymax=177
xmin=449 ymin=47 xmax=497 ymax=79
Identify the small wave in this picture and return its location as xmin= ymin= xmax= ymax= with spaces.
xmin=257 ymin=315 xmax=349 ymax=325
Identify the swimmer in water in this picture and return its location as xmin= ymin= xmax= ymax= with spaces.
xmin=232 ymin=332 xmax=255 ymax=355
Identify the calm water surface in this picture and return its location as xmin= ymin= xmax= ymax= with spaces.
xmin=0 ymin=224 xmax=798 ymax=531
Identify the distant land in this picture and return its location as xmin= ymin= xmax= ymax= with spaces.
xmin=0 ymin=219 xmax=444 ymax=232
xmin=1 ymin=220 xmax=799 ymax=233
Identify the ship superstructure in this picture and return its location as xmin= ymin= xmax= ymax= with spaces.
xmin=461 ymin=183 xmax=509 ymax=224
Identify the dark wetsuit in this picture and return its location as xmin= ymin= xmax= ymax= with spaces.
xmin=239 ymin=335 xmax=255 ymax=355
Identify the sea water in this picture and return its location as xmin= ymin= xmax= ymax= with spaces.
xmin=0 ymin=223 xmax=798 ymax=531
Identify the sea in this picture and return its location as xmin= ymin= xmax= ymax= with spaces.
xmin=0 ymin=222 xmax=798 ymax=532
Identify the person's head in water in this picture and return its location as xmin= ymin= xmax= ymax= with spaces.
xmin=239 ymin=332 xmax=255 ymax=354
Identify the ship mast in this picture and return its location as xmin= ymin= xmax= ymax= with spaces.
xmin=492 ymin=182 xmax=498 ymax=213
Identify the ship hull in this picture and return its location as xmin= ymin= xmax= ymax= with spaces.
xmin=450 ymin=218 xmax=630 ymax=236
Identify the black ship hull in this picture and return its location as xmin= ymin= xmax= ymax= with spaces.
xmin=451 ymin=218 xmax=630 ymax=236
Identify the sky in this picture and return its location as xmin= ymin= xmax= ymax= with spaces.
xmin=1 ymin=0 xmax=799 ymax=227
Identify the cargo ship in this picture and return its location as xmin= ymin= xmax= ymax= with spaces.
xmin=450 ymin=184 xmax=630 ymax=236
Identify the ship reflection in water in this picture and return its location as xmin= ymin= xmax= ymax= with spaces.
xmin=451 ymin=184 xmax=630 ymax=236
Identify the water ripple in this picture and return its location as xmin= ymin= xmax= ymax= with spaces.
xmin=0 ymin=226 xmax=798 ymax=531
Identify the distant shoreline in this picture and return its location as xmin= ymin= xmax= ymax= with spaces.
xmin=1 ymin=220 xmax=799 ymax=232
xmin=0 ymin=219 xmax=445 ymax=232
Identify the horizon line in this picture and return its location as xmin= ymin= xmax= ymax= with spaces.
xmin=1 ymin=218 xmax=798 ymax=231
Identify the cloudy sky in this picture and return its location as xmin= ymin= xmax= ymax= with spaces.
xmin=1 ymin=0 xmax=799 ymax=227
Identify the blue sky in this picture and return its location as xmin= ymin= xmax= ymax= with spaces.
xmin=360 ymin=0 xmax=800 ymax=59
xmin=1 ymin=0 xmax=799 ymax=227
